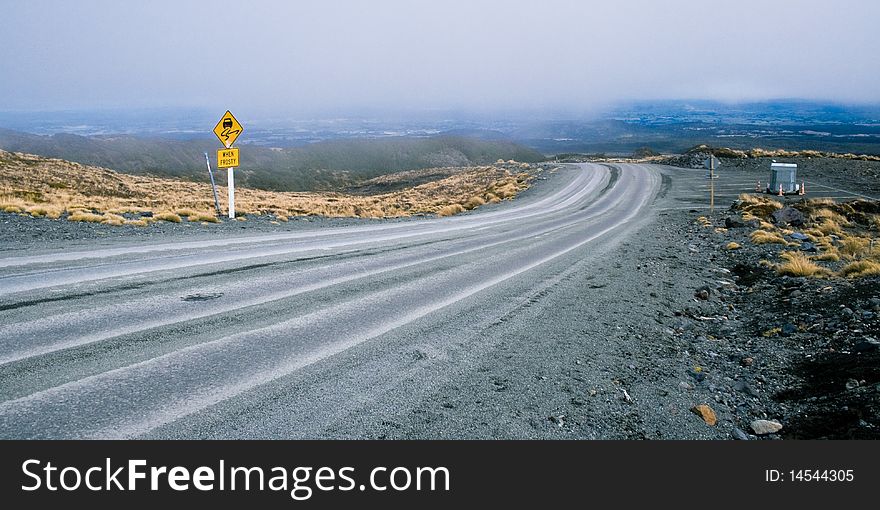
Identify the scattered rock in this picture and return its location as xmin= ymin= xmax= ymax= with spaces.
xmin=853 ymin=338 xmax=880 ymax=353
xmin=771 ymin=207 xmax=805 ymax=226
xmin=691 ymin=404 xmax=717 ymax=426
xmin=790 ymin=232 xmax=809 ymax=241
xmin=734 ymin=380 xmax=760 ymax=397
xmin=800 ymin=242 xmax=818 ymax=252
xmin=750 ymin=419 xmax=783 ymax=435
xmin=732 ymin=427 xmax=751 ymax=440
xmin=725 ymin=216 xmax=745 ymax=228
xmin=695 ymin=286 xmax=712 ymax=300
xmin=740 ymin=357 xmax=754 ymax=367
xmin=846 ymin=379 xmax=860 ymax=390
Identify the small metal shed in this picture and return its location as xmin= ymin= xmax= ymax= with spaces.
xmin=768 ymin=162 xmax=798 ymax=194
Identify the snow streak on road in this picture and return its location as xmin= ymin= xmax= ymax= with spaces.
xmin=0 ymin=163 xmax=661 ymax=438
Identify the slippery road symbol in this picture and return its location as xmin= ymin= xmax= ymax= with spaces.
xmin=220 ymin=125 xmax=241 ymax=143
xmin=213 ymin=111 xmax=243 ymax=147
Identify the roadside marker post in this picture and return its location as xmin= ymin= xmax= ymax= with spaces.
xmin=228 ymin=167 xmax=235 ymax=219
xmin=204 ymin=152 xmax=222 ymax=217
xmin=212 ymin=111 xmax=243 ymax=219
xmin=704 ymin=156 xmax=720 ymax=212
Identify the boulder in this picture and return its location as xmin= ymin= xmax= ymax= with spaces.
xmin=750 ymin=419 xmax=783 ymax=435
xmin=771 ymin=207 xmax=805 ymax=226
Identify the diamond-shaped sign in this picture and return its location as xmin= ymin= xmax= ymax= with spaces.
xmin=213 ymin=110 xmax=243 ymax=148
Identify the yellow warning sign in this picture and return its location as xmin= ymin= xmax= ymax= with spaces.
xmin=213 ymin=110 xmax=243 ymax=148
xmin=217 ymin=147 xmax=240 ymax=168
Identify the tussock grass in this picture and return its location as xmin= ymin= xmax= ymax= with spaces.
xmin=750 ymin=230 xmax=786 ymax=245
xmin=100 ymin=213 xmax=126 ymax=226
xmin=463 ymin=196 xmax=486 ymax=210
xmin=813 ymin=250 xmax=841 ymax=262
xmin=840 ymin=236 xmax=871 ymax=259
xmin=174 ymin=208 xmax=200 ymax=218
xmin=776 ymin=251 xmax=830 ymax=277
xmin=67 ymin=212 xmax=104 ymax=223
xmin=24 ymin=204 xmax=63 ymax=219
xmin=185 ymin=212 xmax=219 ymax=223
xmin=737 ymin=193 xmax=763 ymax=205
xmin=438 ymin=204 xmax=465 ymax=217
xmin=0 ymin=149 xmax=531 ymax=226
xmin=816 ymin=219 xmax=843 ymax=236
xmin=726 ymin=242 xmax=742 ymax=250
xmin=153 ymin=212 xmax=182 ymax=223
xmin=812 ymin=208 xmax=848 ymax=225
xmin=805 ymin=197 xmax=836 ymax=207
xmin=840 ymin=260 xmax=880 ymax=278
xmin=747 ymin=203 xmax=783 ymax=217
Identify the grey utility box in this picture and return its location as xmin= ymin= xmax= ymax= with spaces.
xmin=768 ymin=162 xmax=798 ymax=194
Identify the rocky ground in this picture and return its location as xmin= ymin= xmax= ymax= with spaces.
xmin=662 ymin=201 xmax=880 ymax=439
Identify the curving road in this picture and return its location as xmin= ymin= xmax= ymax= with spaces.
xmin=0 ymin=163 xmax=662 ymax=439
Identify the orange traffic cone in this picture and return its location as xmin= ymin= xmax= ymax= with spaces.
xmin=778 ymin=184 xmax=784 ymax=197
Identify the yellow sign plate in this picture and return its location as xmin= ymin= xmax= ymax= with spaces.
xmin=217 ymin=147 xmax=240 ymax=168
xmin=213 ymin=110 xmax=243 ymax=148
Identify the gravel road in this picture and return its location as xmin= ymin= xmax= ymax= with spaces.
xmin=1 ymin=162 xmax=864 ymax=439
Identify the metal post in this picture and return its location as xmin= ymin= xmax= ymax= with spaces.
xmin=227 ymin=167 xmax=235 ymax=219
xmin=204 ymin=152 xmax=222 ymax=217
xmin=709 ymin=157 xmax=715 ymax=212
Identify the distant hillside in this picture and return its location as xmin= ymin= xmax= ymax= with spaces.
xmin=0 ymin=128 xmax=544 ymax=192
xmin=0 ymin=150 xmax=532 ymax=223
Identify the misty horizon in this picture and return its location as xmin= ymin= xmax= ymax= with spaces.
xmin=2 ymin=0 xmax=879 ymax=115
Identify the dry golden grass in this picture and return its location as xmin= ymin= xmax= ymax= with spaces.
xmin=463 ymin=196 xmax=486 ymax=210
xmin=840 ymin=236 xmax=871 ymax=259
xmin=0 ymin=150 xmax=531 ymax=224
xmin=153 ymin=212 xmax=182 ymax=223
xmin=840 ymin=260 xmax=880 ymax=278
xmin=813 ymin=251 xmax=841 ymax=262
xmin=67 ymin=212 xmax=105 ymax=223
xmin=726 ymin=242 xmax=742 ymax=250
xmin=811 ymin=207 xmax=848 ymax=225
xmin=776 ymin=251 xmax=830 ymax=277
xmin=25 ymin=204 xmax=63 ymax=219
xmin=750 ymin=230 xmax=786 ymax=245
xmin=185 ymin=212 xmax=220 ymax=223
xmin=438 ymin=204 xmax=465 ymax=217
xmin=816 ymin=218 xmax=843 ymax=236
xmin=805 ymin=197 xmax=836 ymax=207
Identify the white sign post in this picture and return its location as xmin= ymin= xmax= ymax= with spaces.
xmin=704 ymin=156 xmax=720 ymax=212
xmin=213 ymin=111 xmax=243 ymax=219
xmin=227 ymin=167 xmax=235 ymax=219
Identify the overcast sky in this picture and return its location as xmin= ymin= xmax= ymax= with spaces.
xmin=2 ymin=0 xmax=879 ymax=114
